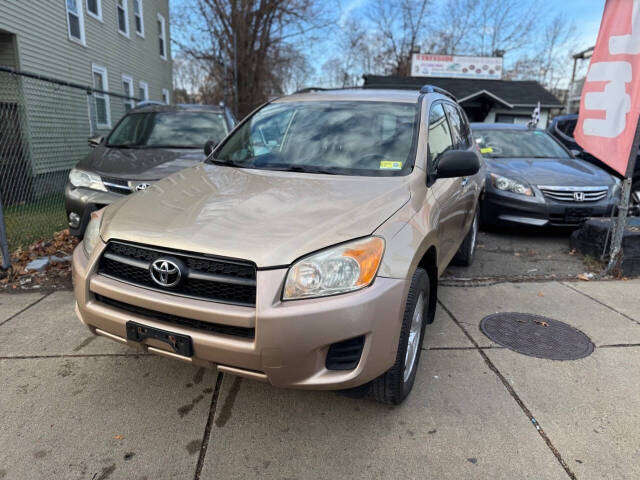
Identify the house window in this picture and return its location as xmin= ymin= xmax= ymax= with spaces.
xmin=138 ymin=81 xmax=149 ymax=102
xmin=117 ymin=0 xmax=129 ymax=37
xmin=65 ymin=0 xmax=86 ymax=45
xmin=122 ymin=75 xmax=134 ymax=112
xmin=157 ymin=13 xmax=167 ymax=59
xmin=162 ymin=88 xmax=170 ymax=104
xmin=133 ymin=0 xmax=144 ymax=36
xmin=86 ymin=0 xmax=102 ymax=21
xmin=91 ymin=64 xmax=111 ymax=128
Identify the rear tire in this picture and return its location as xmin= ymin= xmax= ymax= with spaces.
xmin=452 ymin=207 xmax=479 ymax=266
xmin=371 ymin=268 xmax=430 ymax=405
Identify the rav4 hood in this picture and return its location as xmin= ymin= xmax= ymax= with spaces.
xmin=101 ymin=164 xmax=411 ymax=267
xmin=77 ymin=146 xmax=205 ymax=180
xmin=487 ymin=157 xmax=615 ymax=187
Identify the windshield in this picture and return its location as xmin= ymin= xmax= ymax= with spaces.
xmin=472 ymin=129 xmax=570 ymax=159
xmin=212 ymin=101 xmax=418 ymax=176
xmin=107 ymin=111 xmax=228 ymax=148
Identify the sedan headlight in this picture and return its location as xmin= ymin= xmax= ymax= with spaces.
xmin=69 ymin=168 xmax=106 ymax=191
xmin=82 ymin=210 xmax=104 ymax=258
xmin=283 ymin=237 xmax=385 ymax=300
xmin=490 ymin=173 xmax=533 ymax=196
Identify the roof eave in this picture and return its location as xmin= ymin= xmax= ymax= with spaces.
xmin=457 ymin=90 xmax=515 ymax=109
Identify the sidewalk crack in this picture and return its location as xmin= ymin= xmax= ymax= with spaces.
xmin=0 ymin=291 xmax=53 ymax=328
xmin=561 ymin=282 xmax=640 ymax=326
xmin=437 ymin=299 xmax=577 ymax=480
xmin=193 ymin=371 xmax=224 ymax=480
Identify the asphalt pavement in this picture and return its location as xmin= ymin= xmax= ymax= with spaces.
xmin=2 ymin=274 xmax=640 ymax=479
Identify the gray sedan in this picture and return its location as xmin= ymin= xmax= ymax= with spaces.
xmin=471 ymin=123 xmax=619 ymax=227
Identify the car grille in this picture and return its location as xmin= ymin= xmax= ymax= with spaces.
xmin=94 ymin=294 xmax=255 ymax=338
xmin=101 ymin=176 xmax=132 ymax=195
xmin=97 ymin=241 xmax=257 ymax=306
xmin=539 ymin=186 xmax=608 ymax=202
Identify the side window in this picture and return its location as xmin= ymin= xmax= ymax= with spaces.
xmin=444 ymin=103 xmax=470 ymax=149
xmin=428 ymin=103 xmax=454 ymax=165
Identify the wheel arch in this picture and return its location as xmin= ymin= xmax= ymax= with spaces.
xmin=415 ymin=245 xmax=438 ymax=324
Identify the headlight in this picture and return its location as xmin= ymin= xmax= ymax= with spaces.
xmin=69 ymin=168 xmax=106 ymax=191
xmin=82 ymin=210 xmax=104 ymax=258
xmin=490 ymin=173 xmax=533 ymax=196
xmin=283 ymin=237 xmax=385 ymax=300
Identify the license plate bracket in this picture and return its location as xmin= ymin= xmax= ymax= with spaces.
xmin=565 ymin=207 xmax=593 ymax=223
xmin=126 ymin=321 xmax=193 ymax=357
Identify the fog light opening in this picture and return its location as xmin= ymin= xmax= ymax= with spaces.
xmin=68 ymin=212 xmax=81 ymax=228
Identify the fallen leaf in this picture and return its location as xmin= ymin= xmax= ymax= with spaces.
xmin=569 ymin=249 xmax=576 ymax=255
xmin=534 ymin=320 xmax=549 ymax=327
xmin=514 ymin=252 xmax=521 ymax=257
xmin=113 ymin=434 xmax=124 ymax=440
xmin=577 ymin=273 xmax=592 ymax=281
xmin=537 ymin=291 xmax=544 ymax=297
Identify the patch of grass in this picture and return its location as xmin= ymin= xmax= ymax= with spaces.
xmin=582 ymin=254 xmax=605 ymax=273
xmin=2 ymin=194 xmax=67 ymax=251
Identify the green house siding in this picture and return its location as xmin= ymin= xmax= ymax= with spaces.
xmin=0 ymin=0 xmax=172 ymax=175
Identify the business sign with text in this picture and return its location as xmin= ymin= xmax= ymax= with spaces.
xmin=410 ymin=54 xmax=503 ymax=80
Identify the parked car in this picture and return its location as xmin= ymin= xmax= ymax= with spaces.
xmin=65 ymin=103 xmax=236 ymax=236
xmin=72 ymin=86 xmax=483 ymax=405
xmin=472 ymin=123 xmax=619 ymax=227
xmin=548 ymin=114 xmax=639 ymax=213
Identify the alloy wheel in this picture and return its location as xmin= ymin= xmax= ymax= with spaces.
xmin=404 ymin=293 xmax=425 ymax=382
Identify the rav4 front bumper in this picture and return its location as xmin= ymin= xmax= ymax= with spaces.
xmin=73 ymin=241 xmax=408 ymax=390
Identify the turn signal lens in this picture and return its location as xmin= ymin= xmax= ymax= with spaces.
xmin=283 ymin=237 xmax=385 ymax=300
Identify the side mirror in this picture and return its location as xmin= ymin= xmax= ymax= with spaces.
xmin=435 ymin=150 xmax=480 ymax=179
xmin=204 ymin=140 xmax=217 ymax=157
xmin=570 ymin=149 xmax=582 ymax=158
xmin=88 ymin=135 xmax=104 ymax=148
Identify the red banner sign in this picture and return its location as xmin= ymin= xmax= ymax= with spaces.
xmin=575 ymin=0 xmax=640 ymax=177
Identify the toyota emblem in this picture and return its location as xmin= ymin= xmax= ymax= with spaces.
xmin=150 ymin=258 xmax=182 ymax=287
xmin=135 ymin=182 xmax=151 ymax=192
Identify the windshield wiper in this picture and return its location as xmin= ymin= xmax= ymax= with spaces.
xmin=142 ymin=145 xmax=198 ymax=149
xmin=264 ymin=165 xmax=339 ymax=175
xmin=105 ymin=144 xmax=146 ymax=149
xmin=207 ymin=158 xmax=247 ymax=168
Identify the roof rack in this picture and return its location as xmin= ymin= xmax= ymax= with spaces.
xmin=294 ymin=87 xmax=328 ymax=94
xmin=419 ymin=85 xmax=457 ymax=101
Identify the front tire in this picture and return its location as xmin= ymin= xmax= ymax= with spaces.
xmin=371 ymin=268 xmax=430 ymax=405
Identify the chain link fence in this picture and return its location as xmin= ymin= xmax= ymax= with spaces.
xmin=0 ymin=67 xmax=138 ymax=268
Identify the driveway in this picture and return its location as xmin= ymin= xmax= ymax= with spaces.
xmin=2 ymin=278 xmax=640 ymax=479
xmin=444 ymin=226 xmax=593 ymax=282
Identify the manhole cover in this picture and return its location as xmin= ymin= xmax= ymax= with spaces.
xmin=480 ymin=312 xmax=594 ymax=360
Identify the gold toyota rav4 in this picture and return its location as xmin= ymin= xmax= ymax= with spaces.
xmin=73 ymin=86 xmax=484 ymax=404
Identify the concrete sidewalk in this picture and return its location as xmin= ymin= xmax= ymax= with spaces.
xmin=1 ymin=279 xmax=639 ymax=479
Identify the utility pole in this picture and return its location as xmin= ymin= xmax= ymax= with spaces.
xmin=600 ymin=118 xmax=640 ymax=277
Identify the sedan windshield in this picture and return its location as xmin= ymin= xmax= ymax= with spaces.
xmin=212 ymin=101 xmax=418 ymax=176
xmin=473 ymin=129 xmax=570 ymax=159
xmin=107 ymin=111 xmax=228 ymax=148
